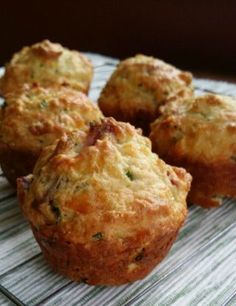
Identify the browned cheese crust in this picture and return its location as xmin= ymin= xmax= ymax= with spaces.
xmin=0 ymin=40 xmax=93 ymax=96
xmin=150 ymin=94 xmax=236 ymax=208
xmin=98 ymin=54 xmax=193 ymax=134
xmin=0 ymin=86 xmax=103 ymax=186
xmin=17 ymin=118 xmax=191 ymax=285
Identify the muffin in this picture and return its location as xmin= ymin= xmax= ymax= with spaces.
xmin=98 ymin=54 xmax=193 ymax=134
xmin=0 ymin=40 xmax=93 ymax=96
xmin=150 ymin=94 xmax=236 ymax=208
xmin=17 ymin=118 xmax=191 ymax=285
xmin=0 ymin=86 xmax=103 ymax=186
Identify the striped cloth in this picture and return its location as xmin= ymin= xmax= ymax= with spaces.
xmin=0 ymin=53 xmax=235 ymax=306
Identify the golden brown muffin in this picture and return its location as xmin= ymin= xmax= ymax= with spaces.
xmin=0 ymin=40 xmax=93 ymax=96
xmin=150 ymin=94 xmax=236 ymax=208
xmin=0 ymin=86 xmax=103 ymax=186
xmin=17 ymin=118 xmax=191 ymax=285
xmin=98 ymin=54 xmax=193 ymax=134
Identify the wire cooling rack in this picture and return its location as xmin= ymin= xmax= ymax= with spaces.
xmin=0 ymin=53 xmax=236 ymax=306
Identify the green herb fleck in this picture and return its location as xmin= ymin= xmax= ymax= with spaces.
xmin=92 ymin=232 xmax=104 ymax=241
xmin=1 ymin=101 xmax=7 ymax=109
xmin=172 ymin=130 xmax=183 ymax=144
xmin=126 ymin=171 xmax=134 ymax=181
xmin=76 ymin=182 xmax=88 ymax=192
xmin=49 ymin=200 xmax=61 ymax=223
xmin=211 ymin=194 xmax=224 ymax=205
xmin=40 ymin=99 xmax=48 ymax=109
xmin=230 ymin=156 xmax=236 ymax=162
xmin=135 ymin=248 xmax=145 ymax=261
xmin=51 ymin=206 xmax=61 ymax=222
xmin=81 ymin=278 xmax=88 ymax=284
xmin=41 ymin=237 xmax=56 ymax=247
xmin=199 ymin=112 xmax=209 ymax=119
xmin=33 ymin=225 xmax=40 ymax=232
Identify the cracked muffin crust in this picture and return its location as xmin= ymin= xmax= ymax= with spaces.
xmin=98 ymin=54 xmax=193 ymax=134
xmin=0 ymin=40 xmax=93 ymax=96
xmin=18 ymin=118 xmax=191 ymax=285
xmin=0 ymin=86 xmax=103 ymax=186
xmin=150 ymin=94 xmax=236 ymax=208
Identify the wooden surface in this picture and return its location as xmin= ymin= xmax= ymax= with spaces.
xmin=0 ymin=53 xmax=236 ymax=306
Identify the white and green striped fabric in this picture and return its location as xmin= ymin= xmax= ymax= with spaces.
xmin=0 ymin=54 xmax=235 ymax=306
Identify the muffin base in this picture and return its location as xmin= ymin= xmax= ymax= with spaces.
xmin=32 ymin=225 xmax=179 ymax=286
xmin=186 ymin=160 xmax=236 ymax=207
xmin=154 ymin=154 xmax=236 ymax=208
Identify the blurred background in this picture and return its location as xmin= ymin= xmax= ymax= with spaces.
xmin=1 ymin=0 xmax=236 ymax=80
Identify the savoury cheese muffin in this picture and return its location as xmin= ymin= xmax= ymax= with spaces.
xmin=17 ymin=118 xmax=191 ymax=285
xmin=0 ymin=86 xmax=103 ymax=186
xmin=98 ymin=54 xmax=193 ymax=134
xmin=0 ymin=40 xmax=93 ymax=96
xmin=150 ymin=94 xmax=236 ymax=208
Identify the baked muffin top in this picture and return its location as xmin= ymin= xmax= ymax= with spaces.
xmin=20 ymin=118 xmax=191 ymax=244
xmin=0 ymin=86 xmax=103 ymax=154
xmin=98 ymin=54 xmax=193 ymax=129
xmin=0 ymin=40 xmax=93 ymax=96
xmin=150 ymin=94 xmax=236 ymax=163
